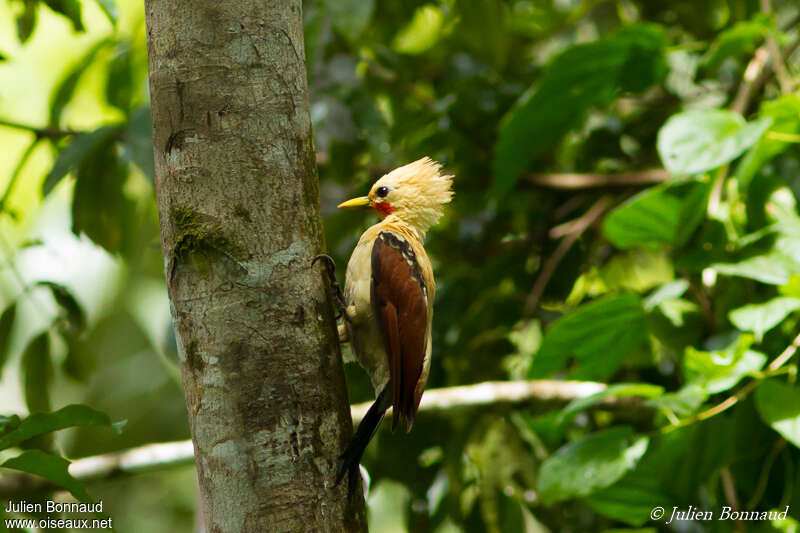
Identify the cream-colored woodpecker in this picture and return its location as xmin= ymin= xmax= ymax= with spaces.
xmin=318 ymin=157 xmax=453 ymax=492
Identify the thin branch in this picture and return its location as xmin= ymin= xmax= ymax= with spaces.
xmin=731 ymin=40 xmax=772 ymax=115
xmin=711 ymin=40 xmax=772 ymax=214
xmin=0 ymin=440 xmax=196 ymax=498
xmin=710 ymin=23 xmax=800 ymax=215
xmin=0 ymin=379 xmax=619 ymax=497
xmin=663 ymin=332 xmax=800 ymax=434
xmin=766 ymin=131 xmax=800 ymax=143
xmin=729 ymin=14 xmax=800 ymax=115
xmin=720 ymin=467 xmax=740 ymax=512
xmin=746 ymin=438 xmax=786 ymax=510
xmin=768 ymin=331 xmax=800 ymax=370
xmin=0 ymin=139 xmax=40 ymax=213
xmin=69 ymin=440 xmax=196 ymax=480
xmin=527 ymin=169 xmax=668 ymax=190
xmin=351 ymin=379 xmax=610 ymax=421
xmin=552 ymin=195 xmax=591 ymax=221
xmin=760 ymin=0 xmax=794 ymax=94
xmin=0 ymin=119 xmax=80 ymax=140
xmin=524 ymin=195 xmax=615 ymax=315
xmin=0 ymin=234 xmax=54 ymax=324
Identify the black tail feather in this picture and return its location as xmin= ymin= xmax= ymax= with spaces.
xmin=336 ymin=386 xmax=391 ymax=498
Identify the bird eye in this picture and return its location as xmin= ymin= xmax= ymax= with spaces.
xmin=376 ymin=186 xmax=389 ymax=198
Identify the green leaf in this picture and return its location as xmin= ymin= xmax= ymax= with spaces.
xmin=106 ymin=41 xmax=133 ymax=111
xmin=0 ymin=415 xmax=21 ymax=437
xmin=94 ymin=0 xmax=118 ymax=25
xmin=529 ymin=294 xmax=649 ymax=379
xmin=21 ymin=333 xmax=52 ymax=414
xmin=327 ymin=0 xmax=374 ymax=42
xmin=497 ymin=492 xmax=527 ymax=533
xmin=647 ymin=384 xmax=707 ymax=418
xmin=62 ymin=336 xmax=97 ymax=382
xmin=36 ymin=281 xmax=86 ymax=334
xmin=735 ymin=94 xmax=800 ymax=189
xmin=574 ymin=249 xmax=674 ymax=298
xmin=729 ymin=297 xmax=800 ymax=341
xmin=657 ymin=109 xmax=771 ymax=175
xmin=643 ymin=280 xmax=689 ymax=310
xmin=536 ymin=427 xmax=649 ymax=503
xmin=43 ymin=125 xmax=120 ymax=196
xmin=603 ymin=179 xmax=710 ymax=249
xmin=559 ymin=383 xmax=664 ymax=423
xmin=708 ymin=350 xmax=766 ymax=393
xmin=0 ymin=303 xmax=17 ymax=379
xmin=781 ymin=276 xmax=800 ymax=299
xmin=768 ymin=190 xmax=800 ymax=237
xmin=393 ymin=4 xmax=444 ymax=55
xmin=0 ymin=404 xmax=117 ymax=451
xmin=1 ymin=450 xmax=92 ymax=503
xmin=35 ymin=281 xmax=94 ymax=381
xmin=703 ymin=16 xmax=770 ymax=72
xmin=493 ymin=24 xmax=667 ymax=198
xmin=755 ymin=379 xmax=800 ymax=448
xmin=713 ymin=250 xmax=800 ymax=285
xmin=684 ymin=335 xmax=752 ymax=384
xmin=673 ymin=415 xmax=734 ymax=494
xmin=71 ymin=136 xmax=128 ymax=253
xmin=49 ymin=39 xmax=109 ymax=127
xmin=683 ymin=335 xmax=767 ymax=394
xmin=655 ymin=298 xmax=700 ymax=328
xmin=508 ymin=320 xmax=542 ymax=357
xmin=585 ymin=470 xmax=669 ymax=526
xmin=42 ymin=0 xmax=83 ymax=32
xmin=16 ymin=0 xmax=37 ymax=43
xmin=456 ymin=0 xmax=508 ymax=69
xmin=121 ymin=107 xmax=154 ymax=180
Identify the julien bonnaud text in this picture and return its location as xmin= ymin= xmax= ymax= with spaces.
xmin=5 ymin=500 xmax=103 ymax=514
xmin=665 ymin=505 xmax=790 ymax=524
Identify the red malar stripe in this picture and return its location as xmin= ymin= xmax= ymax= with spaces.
xmin=374 ymin=202 xmax=393 ymax=215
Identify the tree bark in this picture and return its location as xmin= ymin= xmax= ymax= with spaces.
xmin=143 ymin=1 xmax=366 ymax=531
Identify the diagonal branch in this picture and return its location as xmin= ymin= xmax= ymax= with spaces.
xmin=662 ymin=331 xmax=800 ymax=434
xmin=760 ymin=0 xmax=794 ymax=94
xmin=729 ymin=13 xmax=800 ymax=115
xmin=711 ymin=21 xmax=800 ymax=216
xmin=0 ymin=379 xmax=633 ymax=498
xmin=524 ymin=194 xmax=615 ymax=315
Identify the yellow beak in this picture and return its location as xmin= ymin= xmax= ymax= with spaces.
xmin=337 ymin=196 xmax=371 ymax=209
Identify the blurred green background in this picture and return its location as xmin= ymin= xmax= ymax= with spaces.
xmin=2 ymin=0 xmax=800 ymax=531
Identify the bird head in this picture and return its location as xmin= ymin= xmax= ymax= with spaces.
xmin=338 ymin=157 xmax=454 ymax=236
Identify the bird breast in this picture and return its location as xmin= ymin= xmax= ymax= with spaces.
xmin=344 ymin=231 xmax=391 ymax=392
xmin=343 ymin=222 xmax=435 ymax=397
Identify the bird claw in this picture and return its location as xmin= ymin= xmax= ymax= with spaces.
xmin=312 ymin=253 xmax=335 ymax=276
xmin=312 ymin=254 xmax=348 ymax=320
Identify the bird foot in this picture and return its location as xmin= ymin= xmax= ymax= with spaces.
xmin=312 ymin=254 xmax=348 ymax=321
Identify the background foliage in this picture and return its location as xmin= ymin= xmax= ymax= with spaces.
xmin=1 ymin=0 xmax=800 ymax=531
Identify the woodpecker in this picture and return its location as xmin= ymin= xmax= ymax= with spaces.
xmin=317 ymin=157 xmax=453 ymax=494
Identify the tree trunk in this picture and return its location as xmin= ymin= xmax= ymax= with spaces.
xmin=143 ymin=1 xmax=367 ymax=531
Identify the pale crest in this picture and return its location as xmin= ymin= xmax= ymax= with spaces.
xmin=368 ymin=157 xmax=454 ymax=236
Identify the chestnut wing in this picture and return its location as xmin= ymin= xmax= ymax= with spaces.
xmin=371 ymin=231 xmax=428 ymax=432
